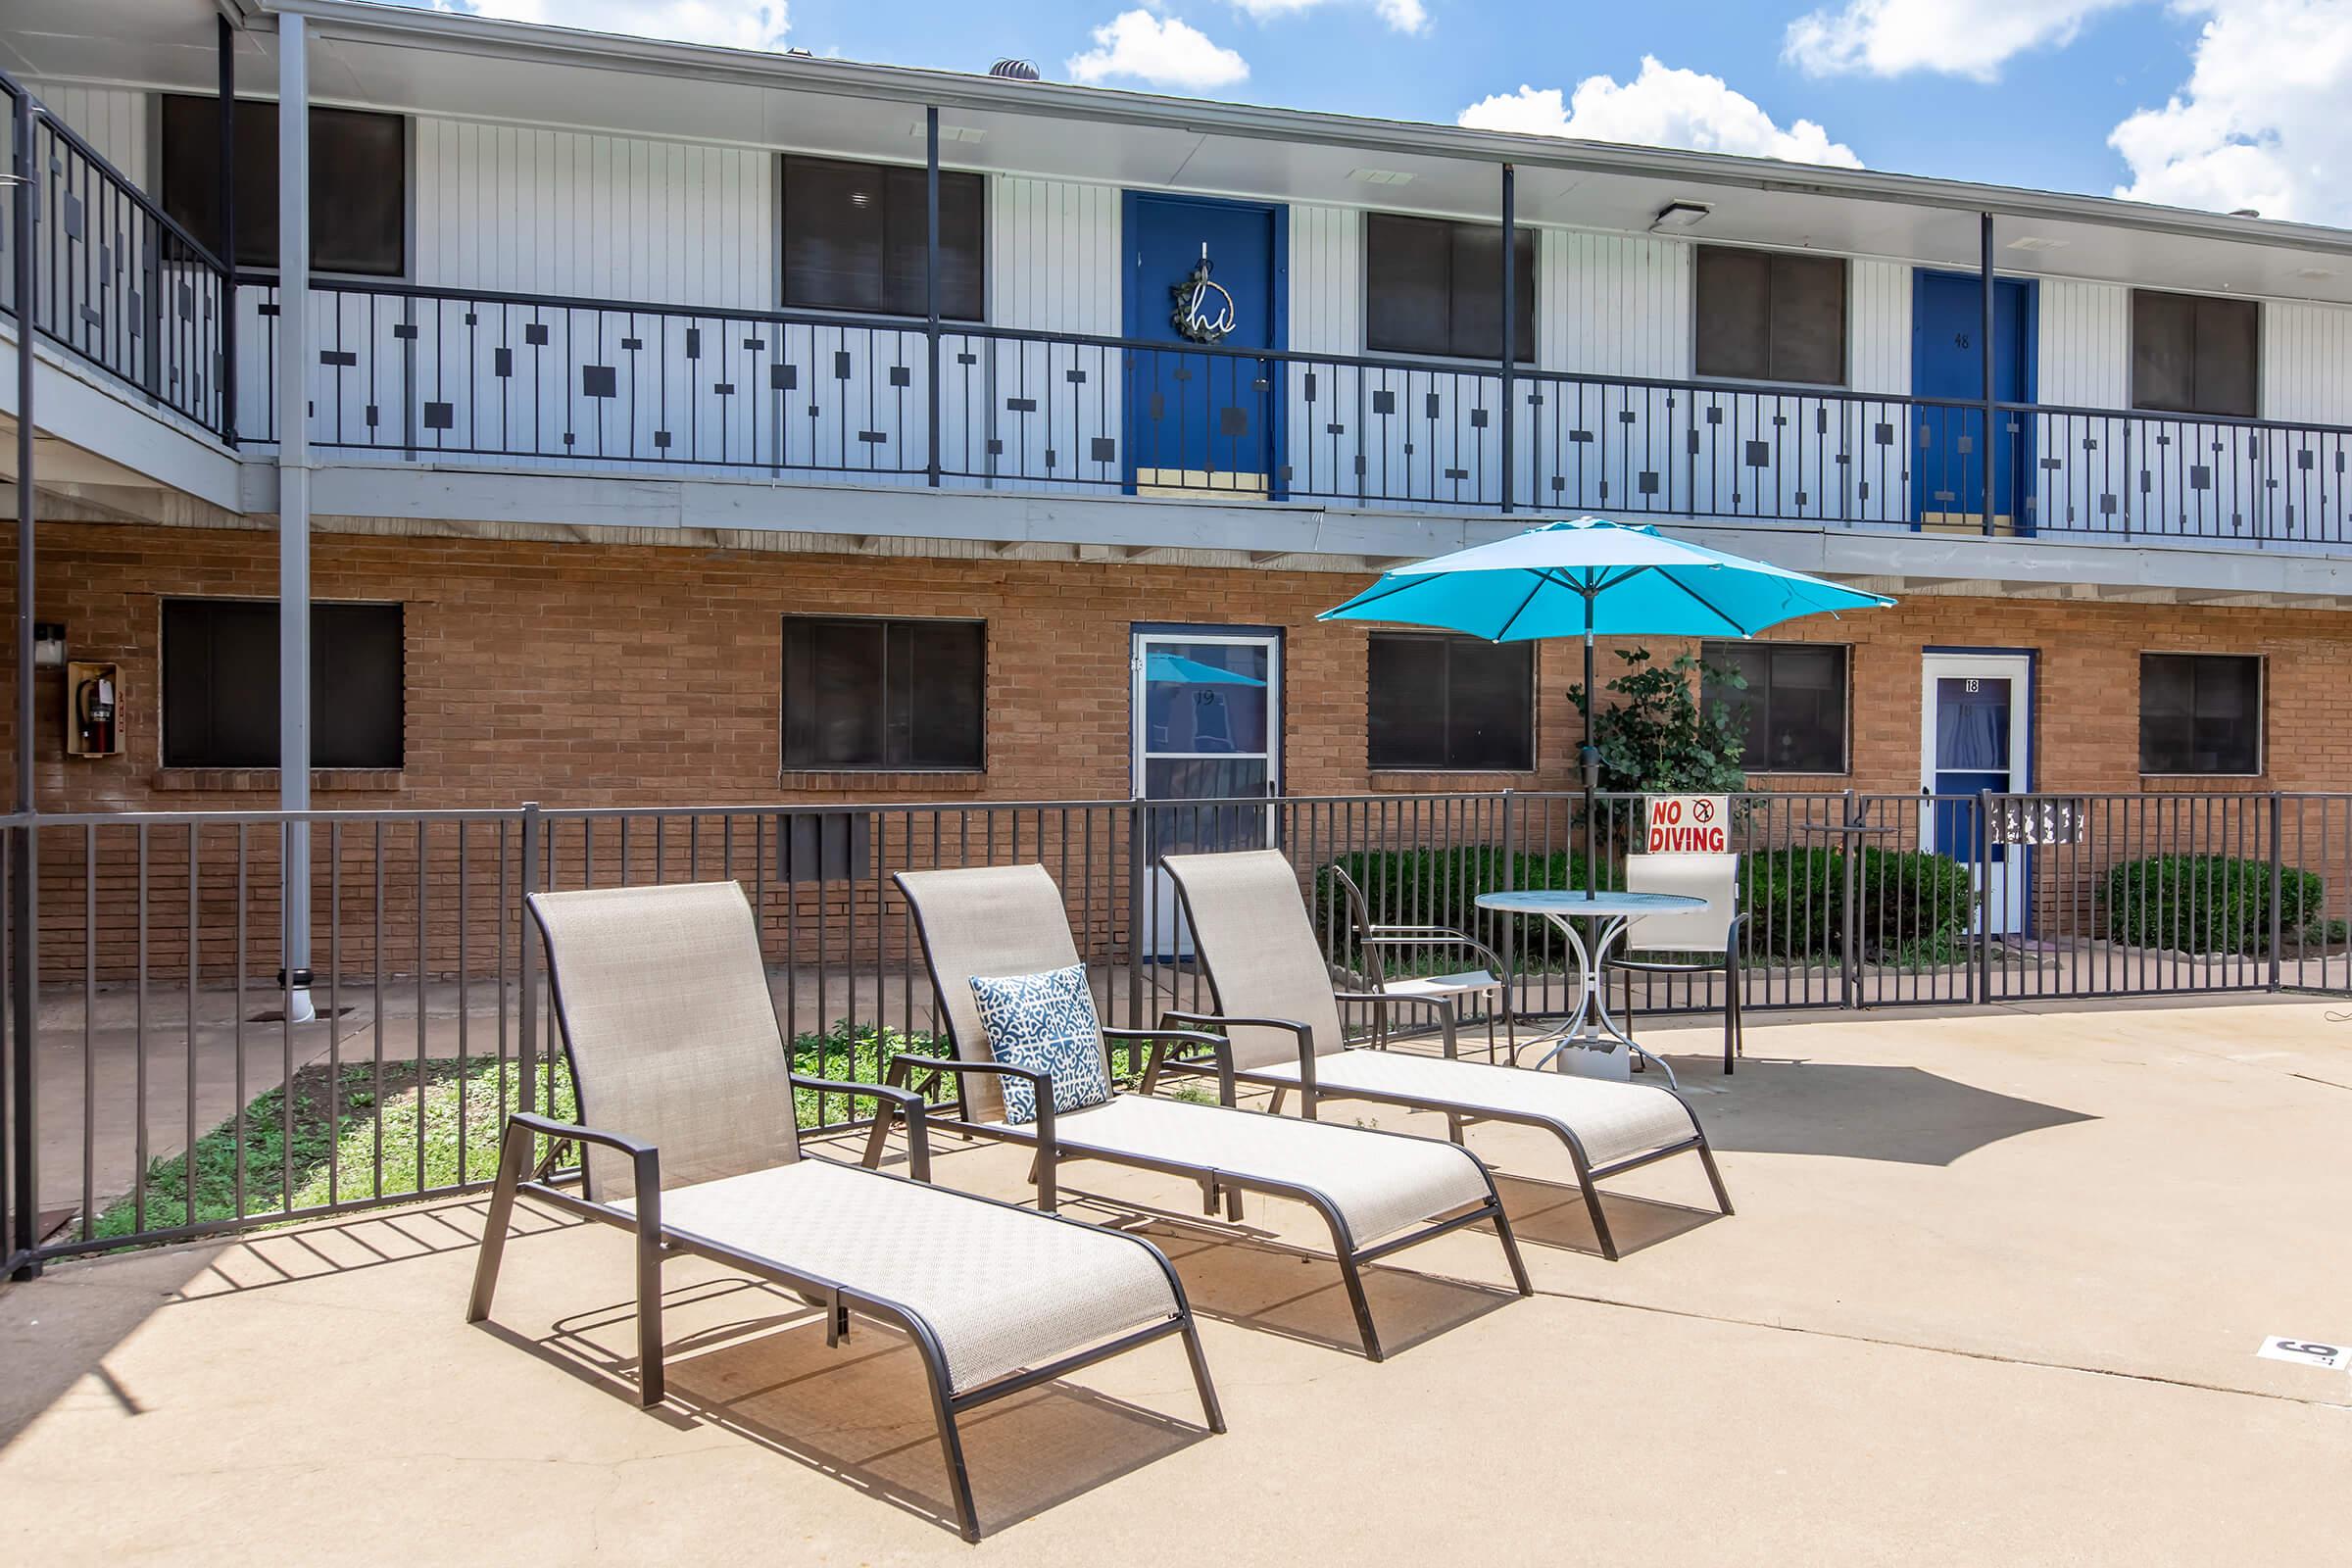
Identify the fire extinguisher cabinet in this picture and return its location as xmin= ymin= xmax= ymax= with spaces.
xmin=65 ymin=661 xmax=122 ymax=759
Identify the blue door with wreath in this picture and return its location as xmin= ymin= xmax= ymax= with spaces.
xmin=1123 ymin=193 xmax=1286 ymax=497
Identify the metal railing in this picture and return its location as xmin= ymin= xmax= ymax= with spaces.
xmin=3 ymin=788 xmax=2346 ymax=1270
xmin=0 ymin=75 xmax=232 ymax=439
xmin=212 ymin=273 xmax=2352 ymax=547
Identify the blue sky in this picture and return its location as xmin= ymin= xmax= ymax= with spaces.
xmin=415 ymin=2 xmax=2352 ymax=225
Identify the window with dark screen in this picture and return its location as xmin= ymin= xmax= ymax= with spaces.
xmin=781 ymin=156 xmax=985 ymax=320
xmin=780 ymin=616 xmax=985 ymax=769
xmin=1364 ymin=214 xmax=1536 ymax=363
xmin=1693 ymin=246 xmax=1847 ymax=386
xmin=2132 ymin=290 xmax=2258 ymax=418
xmin=1366 ymin=633 xmax=1535 ymax=770
xmin=1701 ymin=641 xmax=1848 ymax=774
xmin=163 ymin=600 xmax=405 ymax=768
xmin=2139 ymin=653 xmax=2262 ymax=774
xmin=160 ymin=96 xmax=407 ymax=276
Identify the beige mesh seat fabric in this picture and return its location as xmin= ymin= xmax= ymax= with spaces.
xmin=467 ymin=879 xmax=1223 ymax=1543
xmin=614 ymin=1158 xmax=1180 ymax=1394
xmin=972 ymin=1093 xmax=1494 ymax=1247
xmin=893 ymin=860 xmax=1533 ymax=1361
xmin=1247 ymin=1050 xmax=1697 ymax=1171
xmin=1160 ymin=849 xmax=1733 ymax=1263
xmin=1611 ymin=853 xmax=1747 ymax=1075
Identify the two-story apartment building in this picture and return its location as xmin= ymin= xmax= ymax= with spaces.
xmin=7 ymin=0 xmax=2352 ymax=847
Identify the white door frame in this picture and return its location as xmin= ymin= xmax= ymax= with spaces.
xmin=1131 ymin=627 xmax=1283 ymax=959
xmin=1920 ymin=652 xmax=2033 ymax=936
xmin=1129 ymin=628 xmax=1283 ymax=802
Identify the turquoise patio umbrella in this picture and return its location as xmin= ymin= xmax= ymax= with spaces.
xmin=1321 ymin=516 xmax=1893 ymax=894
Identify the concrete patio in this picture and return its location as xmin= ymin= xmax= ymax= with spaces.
xmin=4 ymin=994 xmax=2349 ymax=1563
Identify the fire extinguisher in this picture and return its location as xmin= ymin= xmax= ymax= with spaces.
xmin=75 ymin=668 xmax=116 ymax=756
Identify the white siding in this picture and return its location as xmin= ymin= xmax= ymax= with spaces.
xmin=2031 ymin=278 xmax=2134 ymax=536
xmin=413 ymin=118 xmax=771 ymax=304
xmin=1848 ymin=259 xmax=1909 ymax=395
xmin=2036 ymin=277 xmax=2130 ymax=408
xmin=2262 ymin=299 xmax=2352 ymax=425
xmin=972 ymin=176 xmax=1121 ymax=489
xmin=1287 ymin=204 xmax=1361 ymax=356
xmin=1541 ymin=230 xmax=1689 ymax=378
xmin=27 ymin=82 xmax=147 ymax=188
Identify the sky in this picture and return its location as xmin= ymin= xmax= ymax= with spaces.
xmin=410 ymin=0 xmax=2352 ymax=226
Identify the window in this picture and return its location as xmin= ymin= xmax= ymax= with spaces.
xmin=1364 ymin=214 xmax=1536 ymax=363
xmin=781 ymin=156 xmax=984 ymax=320
xmin=162 ymin=600 xmax=405 ymax=768
xmin=2139 ymin=654 xmax=2262 ymax=775
xmin=1366 ymin=633 xmax=1534 ymax=771
xmin=159 ymin=96 xmax=408 ymax=276
xmin=1693 ymin=246 xmax=1847 ymax=386
xmin=2132 ymin=290 xmax=2258 ymax=418
xmin=1701 ymin=642 xmax=1848 ymax=774
xmin=780 ymin=616 xmax=984 ymax=769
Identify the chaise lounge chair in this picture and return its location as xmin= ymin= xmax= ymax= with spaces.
xmin=466 ymin=880 xmax=1222 ymax=1543
xmin=1158 ymin=850 xmax=1732 ymax=1261
xmin=887 ymin=862 xmax=1532 ymax=1361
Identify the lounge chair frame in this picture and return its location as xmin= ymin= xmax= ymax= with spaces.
xmin=1160 ymin=858 xmax=1733 ymax=1262
xmin=882 ymin=873 xmax=1534 ymax=1361
xmin=466 ymin=893 xmax=1224 ymax=1544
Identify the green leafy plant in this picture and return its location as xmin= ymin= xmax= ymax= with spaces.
xmin=2105 ymin=856 xmax=2327 ymax=956
xmin=1568 ymin=647 xmax=1749 ymax=793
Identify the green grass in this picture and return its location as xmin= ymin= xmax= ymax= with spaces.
xmin=89 ymin=1017 xmax=940 ymax=1245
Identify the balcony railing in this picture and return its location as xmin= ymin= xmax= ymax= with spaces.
xmin=0 ymin=76 xmax=232 ymax=439
xmin=6 ymin=65 xmax=2347 ymax=550
xmin=213 ymin=275 xmax=2352 ymax=548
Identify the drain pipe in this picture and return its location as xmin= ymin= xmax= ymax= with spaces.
xmin=276 ymin=15 xmax=315 ymax=1023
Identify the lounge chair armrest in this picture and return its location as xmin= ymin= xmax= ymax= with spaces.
xmin=883 ymin=1054 xmax=1061 ymax=1207
xmin=792 ymin=1076 xmax=932 ymax=1181
xmin=1112 ymin=1023 xmax=1240 ymax=1106
xmin=1152 ymin=1009 xmax=1307 ymax=1102
xmin=1331 ymin=990 xmax=1461 ymax=1057
xmin=1358 ymin=930 xmax=1508 ymax=974
xmin=500 ymin=1112 xmax=663 ymax=1228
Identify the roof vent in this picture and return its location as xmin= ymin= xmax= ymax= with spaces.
xmin=989 ymin=58 xmax=1042 ymax=80
xmin=2230 ymin=208 xmax=2261 ymax=218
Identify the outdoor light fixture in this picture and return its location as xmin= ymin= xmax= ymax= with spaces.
xmin=31 ymin=622 xmax=64 ymax=668
xmin=1651 ymin=200 xmax=1710 ymax=230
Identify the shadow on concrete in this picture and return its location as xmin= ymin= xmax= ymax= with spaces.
xmin=1693 ymin=1059 xmax=2095 ymax=1165
xmin=1102 ymin=1208 xmax=1518 ymax=1359
xmin=1488 ymin=1172 xmax=1720 ymax=1257
xmin=521 ymin=1277 xmax=1214 ymax=1541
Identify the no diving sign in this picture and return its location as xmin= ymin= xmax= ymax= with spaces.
xmin=1644 ymin=795 xmax=1729 ymax=856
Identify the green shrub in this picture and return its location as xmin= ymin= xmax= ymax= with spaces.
xmin=1317 ymin=842 xmax=1974 ymax=966
xmin=2105 ymin=856 xmax=2325 ymax=955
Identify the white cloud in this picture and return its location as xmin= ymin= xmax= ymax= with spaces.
xmin=1067 ymin=11 xmax=1250 ymax=90
xmin=1783 ymin=0 xmax=2134 ymax=80
xmin=428 ymin=0 xmax=789 ymax=51
xmin=1788 ymin=0 xmax=2144 ymax=80
xmin=1230 ymin=0 xmax=1429 ymax=34
xmin=2111 ymin=0 xmax=2352 ymax=222
xmin=1459 ymin=58 xmax=1863 ymax=169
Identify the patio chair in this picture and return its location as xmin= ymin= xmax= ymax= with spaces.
xmin=888 ymin=862 xmax=1531 ymax=1361
xmin=1602 ymin=853 xmax=1747 ymax=1075
xmin=466 ymin=880 xmax=1222 ymax=1543
xmin=1325 ymin=861 xmax=1515 ymax=1062
xmin=1159 ymin=850 xmax=1731 ymax=1263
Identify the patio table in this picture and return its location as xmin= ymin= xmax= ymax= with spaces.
xmin=1476 ymin=889 xmax=1706 ymax=1086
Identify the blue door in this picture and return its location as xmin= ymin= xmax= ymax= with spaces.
xmin=1911 ymin=272 xmax=2033 ymax=531
xmin=1123 ymin=193 xmax=1285 ymax=497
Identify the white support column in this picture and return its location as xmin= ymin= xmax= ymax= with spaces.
xmin=277 ymin=14 xmax=315 ymax=1022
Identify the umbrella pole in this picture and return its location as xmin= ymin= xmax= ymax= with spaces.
xmin=1581 ymin=606 xmax=1599 ymax=902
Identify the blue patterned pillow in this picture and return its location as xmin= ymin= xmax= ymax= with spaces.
xmin=967 ymin=964 xmax=1113 ymax=1125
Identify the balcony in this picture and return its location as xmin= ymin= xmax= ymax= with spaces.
xmin=9 ymin=70 xmax=2351 ymax=558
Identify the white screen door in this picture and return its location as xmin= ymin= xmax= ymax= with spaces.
xmin=1133 ymin=629 xmax=1280 ymax=956
xmin=1920 ymin=653 xmax=2032 ymax=936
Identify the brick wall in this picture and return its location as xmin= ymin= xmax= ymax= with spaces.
xmin=5 ymin=518 xmax=2351 ymax=810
